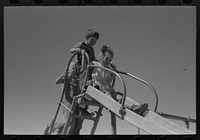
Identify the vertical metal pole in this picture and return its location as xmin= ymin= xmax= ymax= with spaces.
xmin=111 ymin=111 xmax=117 ymax=135
xmin=138 ymin=128 xmax=140 ymax=135
xmin=111 ymin=76 xmax=116 ymax=135
xmin=90 ymin=107 xmax=103 ymax=135
xmin=61 ymin=97 xmax=77 ymax=135
xmin=49 ymin=75 xmax=68 ymax=135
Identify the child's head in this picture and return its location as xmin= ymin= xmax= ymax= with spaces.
xmin=99 ymin=45 xmax=114 ymax=65
xmin=85 ymin=29 xmax=99 ymax=46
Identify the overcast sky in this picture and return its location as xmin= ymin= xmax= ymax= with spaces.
xmin=4 ymin=6 xmax=196 ymax=134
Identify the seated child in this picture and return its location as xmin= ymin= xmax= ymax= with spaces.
xmin=91 ymin=45 xmax=148 ymax=115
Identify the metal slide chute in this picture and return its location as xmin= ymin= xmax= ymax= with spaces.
xmin=85 ymin=86 xmax=194 ymax=134
xmin=85 ymin=62 xmax=194 ymax=134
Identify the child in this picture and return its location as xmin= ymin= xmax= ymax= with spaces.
xmin=56 ymin=28 xmax=99 ymax=84
xmin=55 ymin=29 xmax=99 ymax=134
xmin=91 ymin=45 xmax=148 ymax=116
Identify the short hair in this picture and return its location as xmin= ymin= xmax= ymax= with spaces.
xmin=85 ymin=29 xmax=99 ymax=40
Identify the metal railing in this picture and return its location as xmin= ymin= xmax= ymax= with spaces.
xmin=157 ymin=111 xmax=196 ymax=129
xmin=116 ymin=71 xmax=159 ymax=113
xmin=49 ymin=52 xmax=78 ymax=134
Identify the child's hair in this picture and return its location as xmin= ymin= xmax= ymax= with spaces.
xmin=98 ymin=45 xmax=114 ymax=61
xmin=101 ymin=45 xmax=114 ymax=56
xmin=85 ymin=29 xmax=99 ymax=40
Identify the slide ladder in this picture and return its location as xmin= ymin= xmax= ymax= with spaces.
xmin=59 ymin=93 xmax=104 ymax=135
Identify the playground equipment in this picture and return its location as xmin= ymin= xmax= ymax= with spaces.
xmin=44 ymin=51 xmax=195 ymax=135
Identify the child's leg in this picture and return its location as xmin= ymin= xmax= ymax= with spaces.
xmin=114 ymin=92 xmax=148 ymax=113
xmin=114 ymin=91 xmax=139 ymax=108
xmin=124 ymin=96 xmax=148 ymax=115
xmin=72 ymin=105 xmax=84 ymax=134
xmin=124 ymin=96 xmax=140 ymax=109
xmin=73 ymin=119 xmax=84 ymax=134
xmin=68 ymin=105 xmax=80 ymax=134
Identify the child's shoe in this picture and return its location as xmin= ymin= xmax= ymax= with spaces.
xmin=131 ymin=103 xmax=148 ymax=116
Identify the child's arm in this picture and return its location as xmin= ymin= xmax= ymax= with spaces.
xmin=70 ymin=47 xmax=81 ymax=53
xmin=70 ymin=42 xmax=82 ymax=53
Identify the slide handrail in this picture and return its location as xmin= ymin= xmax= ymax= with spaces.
xmin=117 ymin=71 xmax=158 ymax=112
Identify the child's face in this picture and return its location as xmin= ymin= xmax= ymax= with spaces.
xmin=103 ymin=52 xmax=113 ymax=65
xmin=87 ymin=36 xmax=97 ymax=46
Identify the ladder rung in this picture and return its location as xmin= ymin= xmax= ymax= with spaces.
xmin=74 ymin=115 xmax=96 ymax=121
xmin=59 ymin=102 xmax=73 ymax=113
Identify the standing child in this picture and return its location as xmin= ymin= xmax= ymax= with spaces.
xmin=55 ymin=29 xmax=99 ymax=134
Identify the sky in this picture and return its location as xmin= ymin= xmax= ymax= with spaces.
xmin=4 ymin=6 xmax=196 ymax=135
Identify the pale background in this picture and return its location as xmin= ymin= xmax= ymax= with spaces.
xmin=4 ymin=6 xmax=196 ymax=134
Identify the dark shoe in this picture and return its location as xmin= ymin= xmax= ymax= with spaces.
xmin=94 ymin=85 xmax=100 ymax=90
xmin=132 ymin=103 xmax=148 ymax=116
xmin=140 ymin=109 xmax=149 ymax=117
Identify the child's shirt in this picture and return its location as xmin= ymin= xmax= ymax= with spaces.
xmin=91 ymin=61 xmax=116 ymax=90
xmin=73 ymin=42 xmax=95 ymax=65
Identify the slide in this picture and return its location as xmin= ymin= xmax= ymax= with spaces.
xmin=85 ymin=86 xmax=195 ymax=135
